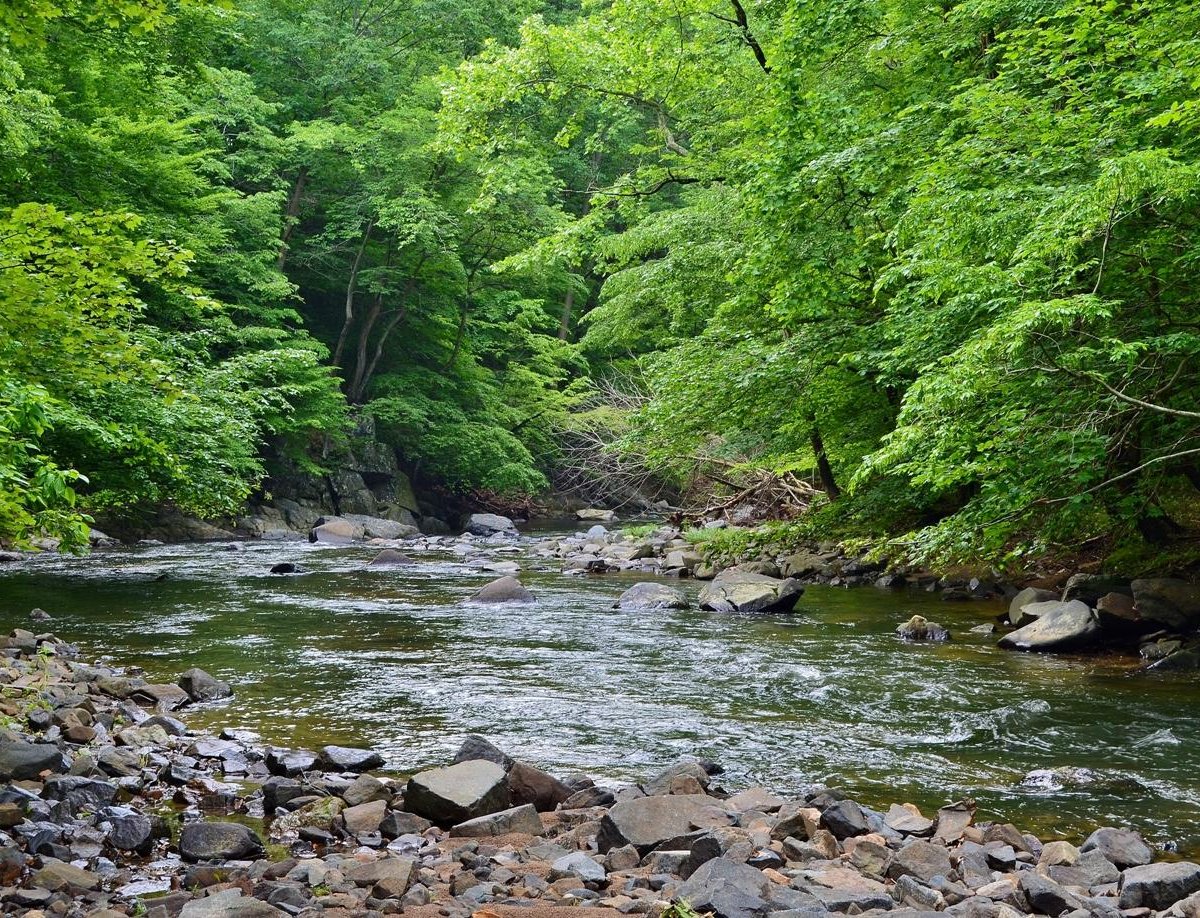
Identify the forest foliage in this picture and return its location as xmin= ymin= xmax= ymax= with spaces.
xmin=2 ymin=0 xmax=1199 ymax=567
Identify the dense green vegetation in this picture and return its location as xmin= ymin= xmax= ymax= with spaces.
xmin=3 ymin=0 xmax=1199 ymax=568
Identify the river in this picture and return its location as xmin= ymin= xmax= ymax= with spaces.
xmin=1 ymin=524 xmax=1196 ymax=854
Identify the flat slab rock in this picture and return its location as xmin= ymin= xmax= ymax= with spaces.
xmin=999 ymin=600 xmax=1099 ymax=651
xmin=698 ymin=571 xmax=804 ymax=614
xmin=405 ymin=759 xmax=512 ymax=825
xmin=597 ymin=793 xmax=728 ymax=853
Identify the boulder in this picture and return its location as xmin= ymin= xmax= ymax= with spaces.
xmin=1081 ymin=826 xmax=1153 ymax=868
xmin=469 ymin=576 xmax=535 ymax=604
xmin=449 ymin=803 xmax=543 ymax=837
xmin=895 ymin=615 xmax=949 ymax=642
xmin=597 ymin=793 xmax=723 ymax=853
xmin=42 ymin=775 xmax=116 ymax=813
xmin=698 ymin=571 xmax=804 ymax=614
xmin=1063 ymin=573 xmax=1132 ymax=605
xmin=1008 ymin=587 xmax=1057 ymax=626
xmin=615 ymin=582 xmax=690 ymax=611
xmin=341 ymin=799 xmax=387 ymax=835
xmin=1132 ymin=578 xmax=1200 ymax=629
xmin=405 ymin=759 xmax=511 ymax=825
xmin=178 ymin=821 xmax=265 ymax=862
xmin=820 ymin=799 xmax=869 ymax=838
xmin=179 ymin=892 xmax=284 ymax=918
xmin=550 ymin=851 xmax=607 ymax=883
xmin=0 ymin=740 xmax=65 ymax=779
xmin=318 ymin=745 xmax=384 ymax=772
xmin=341 ymin=773 xmax=390 ymax=807
xmin=99 ymin=806 xmax=153 ymax=852
xmin=676 ymin=856 xmax=771 ymax=918
xmin=347 ymin=856 xmax=415 ymax=895
xmin=1119 ymin=862 xmax=1200 ymax=910
xmin=265 ymin=748 xmax=318 ymax=776
xmin=368 ymin=549 xmax=414 ymax=567
xmin=576 ymin=508 xmax=617 ymax=522
xmin=1019 ymin=871 xmax=1080 ymax=915
xmin=31 ymin=857 xmax=100 ymax=892
xmin=883 ymin=803 xmax=934 ymax=836
xmin=309 ymin=516 xmax=362 ymax=544
xmin=998 ymin=600 xmax=1100 ymax=651
xmin=453 ymin=734 xmax=514 ymax=768
xmin=780 ymin=552 xmax=829 ymax=579
xmin=508 ymin=760 xmax=574 ymax=812
xmin=343 ymin=514 xmax=418 ymax=540
xmin=887 ymin=840 xmax=953 ymax=883
xmin=178 ymin=667 xmax=232 ymax=703
xmin=465 ymin=513 xmax=517 ymax=536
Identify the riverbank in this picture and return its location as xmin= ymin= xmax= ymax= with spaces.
xmin=2 ymin=624 xmax=1200 ymax=918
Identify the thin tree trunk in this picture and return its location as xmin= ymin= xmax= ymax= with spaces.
xmin=356 ymin=306 xmax=408 ymax=400
xmin=349 ymin=291 xmax=384 ymax=402
xmin=276 ymin=167 xmax=309 ymax=270
xmin=442 ymin=296 xmax=470 ymax=373
xmin=557 ymin=288 xmax=575 ymax=341
xmin=332 ymin=219 xmax=374 ymax=370
xmin=811 ymin=425 xmax=840 ymax=499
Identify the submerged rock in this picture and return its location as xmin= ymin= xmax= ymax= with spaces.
xmin=895 ymin=614 xmax=949 ymax=642
xmin=469 ymin=575 xmax=535 ymax=604
xmin=368 ymin=548 xmax=414 ymax=566
xmin=615 ymin=581 xmax=689 ymax=611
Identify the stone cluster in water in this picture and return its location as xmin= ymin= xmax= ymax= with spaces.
xmin=2 ymin=623 xmax=1200 ymax=918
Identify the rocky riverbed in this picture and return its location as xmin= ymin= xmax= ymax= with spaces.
xmin=2 ymin=624 xmax=1200 ymax=918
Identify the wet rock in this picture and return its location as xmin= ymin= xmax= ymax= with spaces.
xmin=450 ymin=802 xmax=544 ymax=837
xmin=178 ymin=667 xmax=232 ymax=703
xmin=1096 ymin=592 xmax=1140 ymax=629
xmin=30 ymin=608 xmax=53 ymax=622
xmin=269 ymin=562 xmax=302 ymax=575
xmin=469 ymin=575 xmax=535 ymax=604
xmin=998 ymin=600 xmax=1100 ymax=651
xmin=1081 ymin=827 xmax=1153 ymax=868
xmin=405 ymin=759 xmax=511 ymax=825
xmin=1119 ymin=862 xmax=1200 ymax=910
xmin=318 ymin=744 xmax=384 ymax=772
xmin=1009 ymin=587 xmax=1057 ymax=626
xmin=368 ymin=548 xmax=414 ymax=567
xmin=178 ymin=821 xmax=266 ymax=862
xmin=0 ymin=739 xmax=65 ymax=779
xmin=1132 ymin=579 xmax=1200 ymax=629
xmin=698 ymin=571 xmax=804 ymax=614
xmin=616 ymin=582 xmax=690 ymax=611
xmin=465 ymin=513 xmax=517 ymax=536
xmin=597 ymin=793 xmax=724 ymax=853
xmin=896 ymin=615 xmax=950 ymax=642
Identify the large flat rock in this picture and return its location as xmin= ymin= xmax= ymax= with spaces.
xmin=405 ymin=759 xmax=512 ymax=825
xmin=597 ymin=793 xmax=726 ymax=853
xmin=698 ymin=571 xmax=804 ymax=614
xmin=998 ymin=600 xmax=1099 ymax=651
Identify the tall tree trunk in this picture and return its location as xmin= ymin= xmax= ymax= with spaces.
xmin=276 ymin=167 xmax=309 ymax=270
xmin=811 ymin=425 xmax=840 ymax=499
xmin=332 ymin=220 xmax=374 ymax=370
xmin=557 ymin=288 xmax=575 ymax=341
xmin=355 ymin=306 xmax=409 ymax=401
xmin=349 ymin=291 xmax=384 ymax=403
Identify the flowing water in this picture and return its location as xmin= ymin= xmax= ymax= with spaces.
xmin=1 ymin=524 xmax=1198 ymax=853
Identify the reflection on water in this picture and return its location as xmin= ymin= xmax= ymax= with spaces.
xmin=1 ymin=532 xmax=1197 ymax=853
